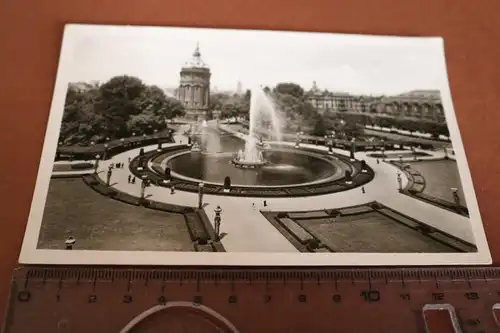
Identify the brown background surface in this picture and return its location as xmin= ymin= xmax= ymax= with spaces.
xmin=1 ymin=0 xmax=499 ymax=320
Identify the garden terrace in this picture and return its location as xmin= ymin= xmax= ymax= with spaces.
xmin=38 ymin=177 xmax=224 ymax=252
xmin=389 ymin=160 xmax=469 ymax=217
xmin=222 ymin=123 xmax=437 ymax=150
xmin=81 ymin=173 xmax=224 ymax=251
xmin=262 ymin=201 xmax=476 ymax=253
xmin=55 ymin=131 xmax=175 ymax=161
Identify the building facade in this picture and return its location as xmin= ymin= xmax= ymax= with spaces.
xmin=305 ymin=82 xmax=446 ymax=124
xmin=372 ymin=90 xmax=445 ymax=123
xmin=177 ymin=44 xmax=211 ymax=120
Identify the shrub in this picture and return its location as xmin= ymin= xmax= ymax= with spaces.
xmin=71 ymin=162 xmax=94 ymax=170
xmin=198 ymin=236 xmax=209 ymax=245
xmin=416 ymin=224 xmax=435 ymax=234
xmin=277 ymin=212 xmax=288 ymax=218
xmin=327 ymin=209 xmax=340 ymax=217
xmin=305 ymin=239 xmax=320 ymax=251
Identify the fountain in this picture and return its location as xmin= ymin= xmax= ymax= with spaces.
xmin=232 ymin=86 xmax=282 ymax=168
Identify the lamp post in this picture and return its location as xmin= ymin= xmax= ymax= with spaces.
xmin=103 ymin=143 xmax=109 ymax=160
xmin=140 ymin=175 xmax=148 ymax=200
xmin=349 ymin=141 xmax=355 ymax=161
xmin=198 ymin=182 xmax=205 ymax=209
xmin=214 ymin=205 xmax=222 ymax=239
xmin=94 ymin=154 xmax=101 ymax=174
xmin=381 ymin=139 xmax=386 ymax=160
xmin=106 ymin=168 xmax=112 ymax=186
xmin=397 ymin=171 xmax=402 ymax=191
xmin=451 ymin=188 xmax=460 ymax=209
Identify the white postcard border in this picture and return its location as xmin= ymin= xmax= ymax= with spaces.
xmin=18 ymin=24 xmax=492 ymax=266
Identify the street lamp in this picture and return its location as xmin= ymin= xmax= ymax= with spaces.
xmin=397 ymin=171 xmax=403 ymax=191
xmin=295 ymin=131 xmax=301 ymax=148
xmin=103 ymin=143 xmax=109 ymax=160
xmin=214 ymin=205 xmax=222 ymax=239
xmin=106 ymin=168 xmax=112 ymax=186
xmin=450 ymin=188 xmax=460 ymax=209
xmin=94 ymin=154 xmax=101 ymax=174
xmin=381 ymin=139 xmax=386 ymax=160
xmin=198 ymin=182 xmax=205 ymax=209
xmin=140 ymin=175 xmax=148 ymax=200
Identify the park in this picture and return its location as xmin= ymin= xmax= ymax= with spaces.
xmin=38 ymin=74 xmax=476 ymax=255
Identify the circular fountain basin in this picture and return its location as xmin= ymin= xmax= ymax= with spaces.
xmin=161 ymin=148 xmax=347 ymax=188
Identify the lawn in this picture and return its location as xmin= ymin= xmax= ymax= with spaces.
xmin=52 ymin=163 xmax=94 ymax=172
xmin=407 ymin=159 xmax=466 ymax=207
xmin=296 ymin=212 xmax=456 ymax=253
xmin=37 ymin=178 xmax=195 ymax=251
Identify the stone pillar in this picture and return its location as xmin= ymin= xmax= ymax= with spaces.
xmin=432 ymin=105 xmax=438 ymax=121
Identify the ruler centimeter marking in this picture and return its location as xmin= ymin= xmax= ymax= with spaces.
xmin=5 ymin=266 xmax=500 ymax=333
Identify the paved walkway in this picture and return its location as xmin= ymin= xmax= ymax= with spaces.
xmin=86 ymin=124 xmax=475 ymax=252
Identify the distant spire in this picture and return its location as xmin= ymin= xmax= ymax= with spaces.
xmin=312 ymin=81 xmax=319 ymax=92
xmin=182 ymin=42 xmax=209 ymax=69
xmin=193 ymin=42 xmax=201 ymax=57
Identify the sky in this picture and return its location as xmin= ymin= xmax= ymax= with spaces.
xmin=65 ymin=25 xmax=449 ymax=95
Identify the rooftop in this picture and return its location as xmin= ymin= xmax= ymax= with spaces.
xmin=182 ymin=43 xmax=210 ymax=70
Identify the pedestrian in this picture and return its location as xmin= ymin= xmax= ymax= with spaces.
xmin=252 ymin=203 xmax=256 ymax=210
xmin=376 ymin=158 xmax=380 ymax=164
xmin=128 ymin=157 xmax=131 ymax=163
xmin=263 ymin=200 xmax=267 ymax=207
xmin=128 ymin=175 xmax=131 ymax=183
xmin=131 ymin=177 xmax=136 ymax=184
xmin=171 ymin=185 xmax=175 ymax=194
xmin=361 ymin=186 xmax=366 ymax=194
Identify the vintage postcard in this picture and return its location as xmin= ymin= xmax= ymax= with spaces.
xmin=19 ymin=24 xmax=491 ymax=265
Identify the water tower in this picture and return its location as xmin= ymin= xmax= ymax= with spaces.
xmin=177 ymin=43 xmax=211 ymax=120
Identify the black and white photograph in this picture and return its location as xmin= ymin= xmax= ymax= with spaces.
xmin=19 ymin=24 xmax=490 ymax=266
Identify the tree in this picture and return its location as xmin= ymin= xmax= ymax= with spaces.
xmin=164 ymin=97 xmax=185 ymax=119
xmin=273 ymin=83 xmax=305 ymax=99
xmin=220 ymin=101 xmax=239 ymax=119
xmin=312 ymin=114 xmax=327 ymax=136
xmin=59 ymin=75 xmax=187 ymax=145
xmin=95 ymin=75 xmax=147 ymax=136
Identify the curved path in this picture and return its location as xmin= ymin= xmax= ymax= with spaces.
xmin=93 ymin=124 xmax=475 ymax=253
